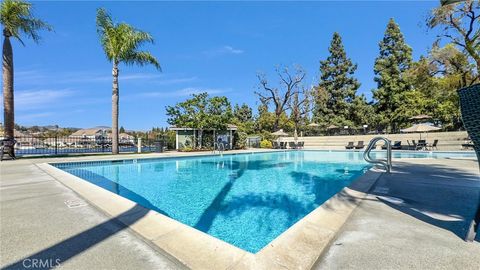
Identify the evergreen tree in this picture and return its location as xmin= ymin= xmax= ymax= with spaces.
xmin=350 ymin=94 xmax=375 ymax=128
xmin=233 ymin=103 xmax=253 ymax=122
xmin=315 ymin=32 xmax=360 ymax=127
xmin=372 ymin=18 xmax=413 ymax=132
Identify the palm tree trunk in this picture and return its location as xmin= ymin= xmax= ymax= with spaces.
xmin=111 ymin=61 xmax=119 ymax=154
xmin=2 ymin=34 xmax=14 ymax=139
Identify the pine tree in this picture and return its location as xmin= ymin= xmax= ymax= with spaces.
xmin=315 ymin=32 xmax=360 ymax=127
xmin=350 ymin=94 xmax=375 ymax=128
xmin=372 ymin=18 xmax=413 ymax=132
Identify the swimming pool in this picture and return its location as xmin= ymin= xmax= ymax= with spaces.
xmin=53 ymin=150 xmax=476 ymax=253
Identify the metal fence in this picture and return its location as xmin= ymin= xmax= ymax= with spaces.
xmin=12 ymin=135 xmax=166 ymax=156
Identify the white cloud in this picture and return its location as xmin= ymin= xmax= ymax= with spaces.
xmin=203 ymin=45 xmax=244 ymax=57
xmin=14 ymin=69 xmax=193 ymax=85
xmin=222 ymin=46 xmax=244 ymax=54
xmin=14 ymin=89 xmax=74 ymax=110
xmin=17 ymin=112 xmax=53 ymax=121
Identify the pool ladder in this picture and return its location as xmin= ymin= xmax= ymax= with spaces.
xmin=363 ymin=137 xmax=392 ymax=173
xmin=213 ymin=142 xmax=225 ymax=155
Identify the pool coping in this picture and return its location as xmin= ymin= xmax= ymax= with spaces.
xmin=37 ymin=152 xmax=383 ymax=269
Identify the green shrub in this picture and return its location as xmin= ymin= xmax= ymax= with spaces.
xmin=179 ymin=146 xmax=193 ymax=152
xmin=260 ymin=139 xmax=273 ymax=148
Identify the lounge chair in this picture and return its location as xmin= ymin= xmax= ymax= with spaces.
xmin=462 ymin=142 xmax=475 ymax=150
xmin=280 ymin=142 xmax=287 ymax=149
xmin=345 ymin=141 xmax=354 ymax=149
xmin=381 ymin=140 xmax=402 ymax=150
xmin=427 ymin=139 xmax=438 ymax=150
xmin=298 ymin=141 xmax=304 ymax=149
xmin=1 ymin=138 xmax=16 ymax=161
xmin=354 ymin=141 xmax=365 ymax=149
xmin=289 ymin=142 xmax=297 ymax=149
xmin=392 ymin=141 xmax=402 ymax=150
xmin=273 ymin=141 xmax=280 ymax=149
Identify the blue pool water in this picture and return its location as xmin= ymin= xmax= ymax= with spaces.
xmin=55 ymin=151 xmax=371 ymax=252
xmin=54 ymin=150 xmax=476 ymax=253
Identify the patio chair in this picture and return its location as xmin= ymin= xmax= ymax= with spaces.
xmin=298 ymin=141 xmax=304 ymax=149
xmin=406 ymin=140 xmax=411 ymax=150
xmin=457 ymin=83 xmax=480 ymax=241
xmin=345 ymin=141 xmax=354 ymax=149
xmin=418 ymin=140 xmax=427 ymax=150
xmin=428 ymin=139 xmax=438 ymax=151
xmin=409 ymin=140 xmax=420 ymax=151
xmin=1 ymin=138 xmax=17 ymax=161
xmin=354 ymin=141 xmax=365 ymax=149
xmin=289 ymin=142 xmax=297 ymax=149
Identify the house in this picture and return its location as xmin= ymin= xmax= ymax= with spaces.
xmin=107 ymin=132 xmax=135 ymax=145
xmin=0 ymin=129 xmax=45 ymax=149
xmin=170 ymin=124 xmax=238 ymax=150
xmin=69 ymin=128 xmax=109 ymax=145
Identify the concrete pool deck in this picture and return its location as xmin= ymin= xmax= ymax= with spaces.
xmin=1 ymin=150 xmax=479 ymax=269
xmin=315 ymin=158 xmax=480 ymax=269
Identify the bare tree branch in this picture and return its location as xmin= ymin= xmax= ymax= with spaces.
xmin=255 ymin=65 xmax=307 ymax=130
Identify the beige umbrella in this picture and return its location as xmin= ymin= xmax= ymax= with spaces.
xmin=401 ymin=124 xmax=441 ymax=139
xmin=272 ymin=129 xmax=288 ymax=144
xmin=409 ymin=114 xmax=432 ymax=121
xmin=307 ymin=123 xmax=319 ymax=127
xmin=271 ymin=129 xmax=288 ymax=136
xmin=293 ymin=128 xmax=298 ymax=142
xmin=326 ymin=124 xmax=339 ymax=135
xmin=326 ymin=124 xmax=339 ymax=129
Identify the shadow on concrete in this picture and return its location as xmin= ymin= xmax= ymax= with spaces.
xmin=3 ymin=204 xmax=149 ymax=270
xmin=370 ymin=161 xmax=480 ymax=242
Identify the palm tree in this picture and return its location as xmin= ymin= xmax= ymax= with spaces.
xmin=1 ymin=0 xmax=52 ymax=139
xmin=96 ymin=8 xmax=161 ymax=154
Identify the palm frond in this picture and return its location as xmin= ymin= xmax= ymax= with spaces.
xmin=96 ymin=8 xmax=161 ymax=70
xmin=0 ymin=0 xmax=52 ymax=45
xmin=96 ymin=8 xmax=116 ymax=62
xmin=124 ymin=51 xmax=162 ymax=71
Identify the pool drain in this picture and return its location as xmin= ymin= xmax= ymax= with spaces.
xmin=64 ymin=199 xmax=88 ymax=208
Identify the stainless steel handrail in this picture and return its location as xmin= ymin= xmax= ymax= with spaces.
xmin=363 ymin=137 xmax=392 ymax=173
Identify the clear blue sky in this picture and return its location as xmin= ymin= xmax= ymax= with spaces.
xmin=3 ymin=0 xmax=441 ymax=130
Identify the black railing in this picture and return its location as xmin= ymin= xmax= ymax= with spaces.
xmin=13 ymin=135 xmax=166 ymax=156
